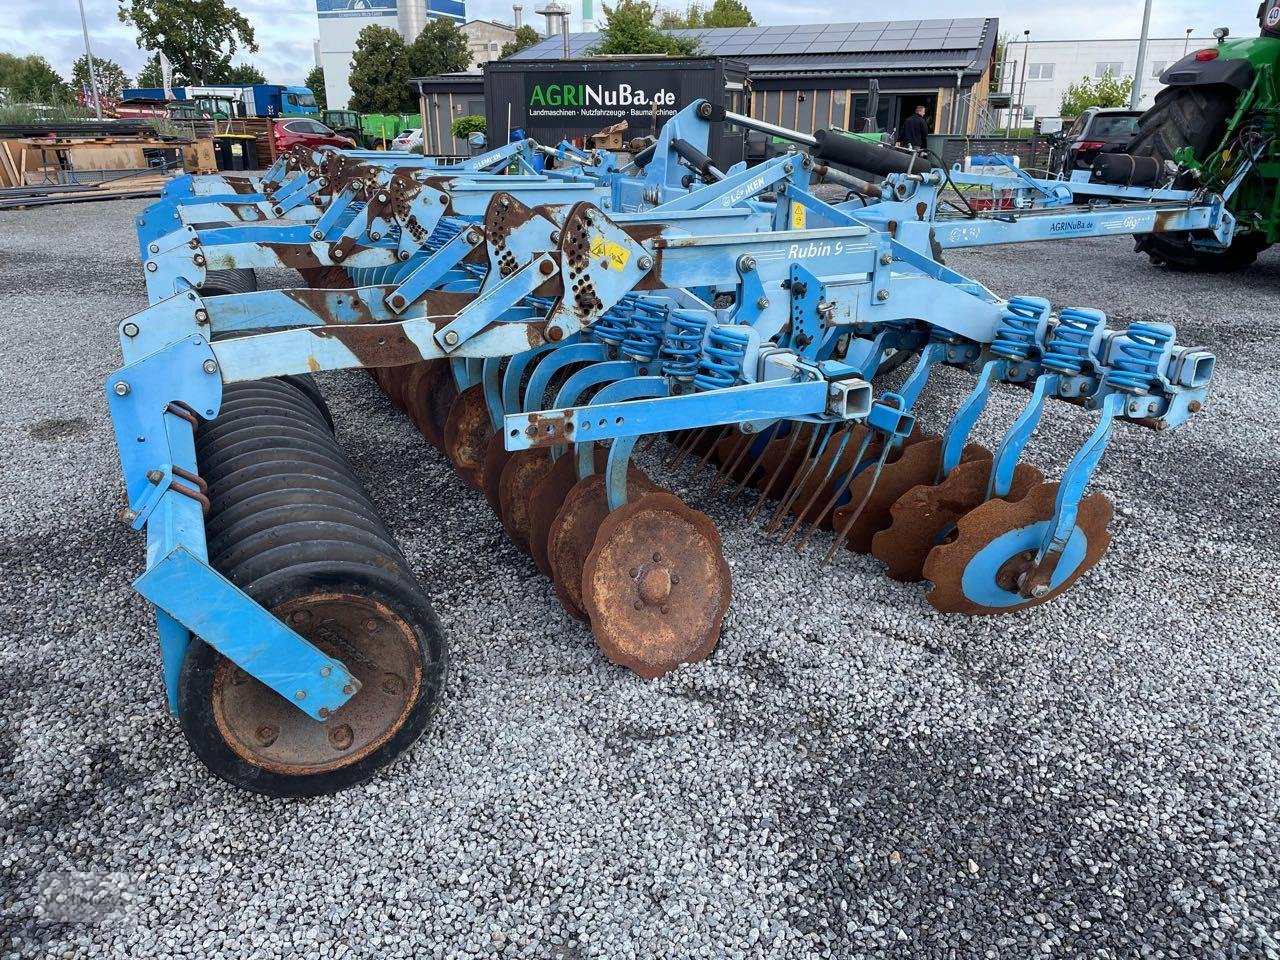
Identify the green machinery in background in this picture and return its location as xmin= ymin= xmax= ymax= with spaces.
xmin=1125 ymin=2 xmax=1280 ymax=271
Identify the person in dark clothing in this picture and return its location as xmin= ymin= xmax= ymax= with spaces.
xmin=898 ymin=105 xmax=930 ymax=151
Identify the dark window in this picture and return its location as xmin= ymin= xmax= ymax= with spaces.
xmin=1087 ymin=115 xmax=1140 ymax=138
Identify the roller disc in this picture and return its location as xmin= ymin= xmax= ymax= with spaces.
xmin=401 ymin=364 xmax=442 ymax=444
xmin=442 ymin=385 xmax=493 ymax=491
xmin=480 ymin=432 xmax=512 ymax=515
xmin=547 ymin=470 xmax=655 ymax=622
xmin=923 ymin=482 xmax=1113 ymax=615
xmin=498 ymin=450 xmax=554 ymax=555
xmin=526 ymin=448 xmax=608 ymax=578
xmin=871 ymin=457 xmax=1044 ymax=583
xmin=832 ymin=435 xmax=964 ymax=554
xmin=422 ymin=362 xmax=459 ymax=451
xmin=582 ymin=492 xmax=732 ymax=679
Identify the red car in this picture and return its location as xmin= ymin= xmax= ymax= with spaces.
xmin=272 ymin=117 xmax=355 ymax=152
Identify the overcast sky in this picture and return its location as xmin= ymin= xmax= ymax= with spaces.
xmin=0 ymin=0 xmax=1261 ymax=86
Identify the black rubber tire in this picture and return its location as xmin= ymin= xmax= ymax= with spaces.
xmin=198 ymin=405 xmax=334 ymax=442
xmin=275 ymin=375 xmax=335 ymax=431
xmin=201 ymin=268 xmax=259 ymax=297
xmin=222 ymin=377 xmax=321 ymax=407
xmin=212 ymin=521 xmax=408 ymax=579
xmin=206 ymin=472 xmax=380 ymax=520
xmin=198 ymin=422 xmax=346 ymax=461
xmin=177 ymin=561 xmax=446 ymax=798
xmin=1128 ymin=84 xmax=1270 ymax=272
xmin=207 ymin=497 xmax=393 ymax=551
xmin=204 ymin=447 xmax=362 ymax=493
xmin=198 ymin=430 xmax=349 ymax=470
xmin=207 ymin=460 xmax=371 ymax=509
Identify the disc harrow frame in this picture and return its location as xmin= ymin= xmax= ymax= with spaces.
xmin=106 ymin=99 xmax=1218 ymax=795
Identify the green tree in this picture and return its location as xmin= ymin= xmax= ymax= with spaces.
xmin=499 ymin=24 xmax=542 ymax=59
xmin=1060 ymin=71 xmax=1134 ymax=117
xmin=0 ymin=54 xmax=70 ymax=103
xmin=348 ymin=24 xmax=413 ymax=113
xmin=700 ymin=0 xmax=753 ymax=27
xmin=590 ymin=0 xmax=700 ymax=56
xmin=219 ymin=62 xmax=266 ymax=84
xmin=71 ymin=55 xmax=131 ymax=98
xmin=118 ymin=0 xmax=258 ymax=85
xmin=658 ymin=4 xmax=698 ymax=28
xmin=407 ymin=17 xmax=472 ymax=77
xmin=660 ymin=0 xmax=752 ymax=28
xmin=305 ymin=65 xmax=327 ymax=110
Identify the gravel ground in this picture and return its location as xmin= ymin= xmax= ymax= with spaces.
xmin=1 ymin=197 xmax=1279 ymax=959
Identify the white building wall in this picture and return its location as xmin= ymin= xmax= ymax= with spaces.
xmin=1000 ymin=36 xmax=1217 ymax=127
xmin=315 ymin=0 xmax=467 ymax=110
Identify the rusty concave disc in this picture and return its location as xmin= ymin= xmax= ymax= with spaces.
xmin=443 ymin=384 xmax=493 ymax=491
xmin=582 ymin=492 xmax=732 ymax=679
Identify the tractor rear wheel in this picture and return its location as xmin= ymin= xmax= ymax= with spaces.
xmin=1128 ymin=84 xmax=1270 ymax=272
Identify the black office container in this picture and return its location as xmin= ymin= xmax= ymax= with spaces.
xmin=483 ymin=56 xmax=749 ymax=169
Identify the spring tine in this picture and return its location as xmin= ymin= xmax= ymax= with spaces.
xmin=779 ymin=424 xmax=853 ymax=545
xmin=669 ymin=426 xmax=709 ymax=469
xmin=795 ymin=429 xmax=877 ymax=552
xmin=694 ymin=425 xmax=732 ymax=473
xmin=709 ymin=430 xmax=756 ymax=495
xmin=731 ymin=422 xmax=783 ymax=503
xmin=743 ymin=424 xmax=802 ymax=515
xmin=821 ymin=442 xmax=894 ymax=565
xmin=764 ymin=424 xmax=829 ymax=533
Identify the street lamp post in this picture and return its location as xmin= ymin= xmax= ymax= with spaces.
xmin=1131 ymin=0 xmax=1154 ymax=110
xmin=1016 ymin=30 xmax=1031 ymax=132
xmin=76 ymin=0 xmax=103 ymax=121
xmin=1184 ymin=28 xmax=1194 ymax=56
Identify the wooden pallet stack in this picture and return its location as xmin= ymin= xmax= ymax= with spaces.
xmin=0 ymin=134 xmax=215 ymax=209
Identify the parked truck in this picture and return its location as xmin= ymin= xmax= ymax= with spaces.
xmin=120 ymin=84 xmax=318 ymax=119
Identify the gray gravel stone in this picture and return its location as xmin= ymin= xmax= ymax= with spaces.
xmin=0 ymin=198 xmax=1278 ymax=960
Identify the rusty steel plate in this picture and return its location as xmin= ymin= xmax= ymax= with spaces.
xmin=871 ymin=455 xmax=1044 ymax=583
xmin=498 ymin=450 xmax=554 ymax=555
xmin=923 ymin=482 xmax=1114 ymax=615
xmin=547 ymin=470 xmax=655 ymax=621
xmin=211 ymin=592 xmax=422 ymax=775
xmin=480 ymin=432 xmax=512 ymax=515
xmin=527 ymin=448 xmax=607 ymax=578
xmin=442 ymin=384 xmax=493 ymax=491
xmin=582 ymin=492 xmax=732 ymax=679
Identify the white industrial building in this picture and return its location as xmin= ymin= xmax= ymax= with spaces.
xmin=1000 ymin=34 xmax=1218 ymax=128
xmin=315 ymin=0 xmax=468 ymax=110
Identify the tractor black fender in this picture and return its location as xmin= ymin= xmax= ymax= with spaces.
xmin=1159 ymin=53 xmax=1255 ymax=91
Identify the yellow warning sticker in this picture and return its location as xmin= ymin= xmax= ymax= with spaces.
xmin=791 ymin=202 xmax=806 ymax=229
xmin=590 ymin=233 xmax=631 ymax=270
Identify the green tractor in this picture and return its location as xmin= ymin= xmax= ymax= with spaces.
xmin=320 ymin=109 xmax=366 ymax=148
xmin=1126 ymin=1 xmax=1280 ymax=271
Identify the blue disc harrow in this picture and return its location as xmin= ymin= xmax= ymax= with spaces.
xmin=105 ymin=100 xmax=1217 ymax=795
